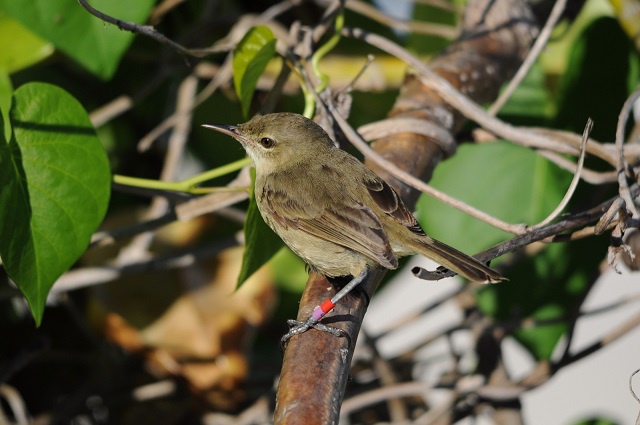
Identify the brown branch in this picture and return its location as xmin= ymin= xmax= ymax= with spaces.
xmin=78 ymin=0 xmax=214 ymax=58
xmin=274 ymin=0 xmax=538 ymax=422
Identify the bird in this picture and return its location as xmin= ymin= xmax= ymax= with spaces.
xmin=203 ymin=112 xmax=504 ymax=343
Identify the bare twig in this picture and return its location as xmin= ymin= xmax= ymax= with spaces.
xmin=473 ymin=128 xmax=620 ymax=184
xmin=487 ymin=0 xmax=567 ymax=115
xmin=49 ymin=236 xmax=239 ymax=295
xmin=532 ymin=119 xmax=592 ymax=229
xmin=0 ymin=385 xmax=29 ymax=425
xmin=553 ymin=309 xmax=640 ymax=371
xmin=340 ymin=381 xmax=430 ymax=417
xmin=330 ymin=0 xmax=459 ymax=39
xmin=537 ymin=150 xmax=618 ymax=184
xmin=616 ymin=88 xmax=640 ymax=219
xmin=424 ymin=185 xmax=640 ymax=280
xmin=330 ymin=102 xmax=529 ymax=234
xmin=630 ymin=369 xmax=640 ymax=424
xmin=138 ymin=58 xmax=233 ymax=152
xmin=90 ymin=211 xmax=178 ymax=248
xmin=78 ymin=0 xmax=215 ymax=57
xmin=343 ymin=27 xmax=640 ymax=166
xmin=115 ymin=74 xmax=198 ymax=265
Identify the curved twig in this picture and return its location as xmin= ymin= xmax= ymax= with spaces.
xmin=531 ymin=118 xmax=592 ymax=229
xmin=78 ymin=0 xmax=215 ymax=57
xmin=616 ymin=88 xmax=640 ymax=219
xmin=487 ymin=0 xmax=567 ymax=115
xmin=343 ymin=26 xmax=640 ymax=167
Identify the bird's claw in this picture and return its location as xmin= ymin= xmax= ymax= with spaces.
xmin=280 ymin=317 xmax=348 ymax=350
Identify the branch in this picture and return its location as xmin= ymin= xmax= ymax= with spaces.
xmin=78 ymin=0 xmax=215 ymax=58
xmin=275 ymin=0 xmax=539 ymax=422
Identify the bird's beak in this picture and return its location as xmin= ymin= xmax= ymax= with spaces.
xmin=202 ymin=124 xmax=252 ymax=146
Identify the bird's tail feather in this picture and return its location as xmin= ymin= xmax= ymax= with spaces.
xmin=411 ymin=237 xmax=504 ymax=283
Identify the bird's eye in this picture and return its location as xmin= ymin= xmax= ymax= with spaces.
xmin=260 ymin=137 xmax=275 ymax=148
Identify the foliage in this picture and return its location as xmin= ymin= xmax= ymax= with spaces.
xmin=0 ymin=0 xmax=638 ymax=422
xmin=0 ymin=83 xmax=110 ymax=324
xmin=233 ymin=25 xmax=277 ymax=118
xmin=0 ymin=0 xmax=155 ymax=79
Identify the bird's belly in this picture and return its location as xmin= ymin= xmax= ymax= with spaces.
xmin=277 ymin=229 xmax=369 ymax=278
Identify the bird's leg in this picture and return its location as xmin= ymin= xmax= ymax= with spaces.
xmin=281 ymin=267 xmax=369 ymax=348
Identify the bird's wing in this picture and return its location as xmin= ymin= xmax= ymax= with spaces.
xmin=362 ymin=170 xmax=426 ymax=237
xmin=260 ymin=181 xmax=398 ymax=270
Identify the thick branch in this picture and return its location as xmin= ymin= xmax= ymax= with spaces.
xmin=275 ymin=0 xmax=538 ymax=423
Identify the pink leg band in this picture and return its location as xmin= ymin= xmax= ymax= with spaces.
xmin=312 ymin=298 xmax=336 ymax=321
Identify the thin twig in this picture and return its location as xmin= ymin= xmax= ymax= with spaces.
xmin=138 ymin=58 xmax=233 ymax=151
xmin=426 ymin=185 xmax=640 ymax=280
xmin=336 ymin=0 xmax=459 ymax=39
xmin=342 ymin=27 xmax=640 ymax=167
xmin=532 ymin=119 xmax=592 ymax=229
xmin=616 ymin=88 xmax=640 ymax=219
xmin=114 ymin=75 xmax=198 ymax=265
xmin=328 ymin=101 xmax=529 ymax=234
xmin=551 ymin=309 xmax=640 ymax=371
xmin=630 ymin=368 xmax=640 ymax=405
xmin=537 ymin=150 xmax=618 ymax=184
xmin=487 ymin=0 xmax=567 ymax=115
xmin=340 ymin=381 xmax=431 ymax=416
xmin=473 ymin=128 xmax=620 ymax=184
xmin=78 ymin=0 xmax=214 ymax=57
xmin=90 ymin=211 xmax=177 ymax=248
xmin=49 ymin=236 xmax=239 ymax=295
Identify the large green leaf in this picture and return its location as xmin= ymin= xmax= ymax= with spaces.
xmin=236 ymin=168 xmax=285 ymax=288
xmin=233 ymin=26 xmax=277 ymax=118
xmin=416 ymin=141 xmax=570 ymax=254
xmin=416 ymin=141 xmax=588 ymax=359
xmin=0 ymin=12 xmax=53 ymax=73
xmin=0 ymin=0 xmax=155 ymax=80
xmin=0 ymin=82 xmax=111 ymax=324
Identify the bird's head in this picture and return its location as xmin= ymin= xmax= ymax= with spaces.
xmin=203 ymin=113 xmax=335 ymax=173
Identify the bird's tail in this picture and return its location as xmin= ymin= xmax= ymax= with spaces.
xmin=410 ymin=236 xmax=505 ymax=283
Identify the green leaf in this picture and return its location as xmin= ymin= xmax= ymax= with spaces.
xmin=233 ymin=26 xmax=277 ymax=118
xmin=0 ymin=0 xmax=155 ymax=80
xmin=0 ymin=12 xmax=54 ymax=73
xmin=236 ymin=168 xmax=285 ymax=288
xmin=0 ymin=82 xmax=111 ymax=324
xmin=416 ymin=141 xmax=588 ymax=360
xmin=416 ymin=141 xmax=570 ymax=254
xmin=270 ymin=248 xmax=308 ymax=293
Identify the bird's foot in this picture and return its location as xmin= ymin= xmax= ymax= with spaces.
xmin=280 ymin=317 xmax=348 ymax=349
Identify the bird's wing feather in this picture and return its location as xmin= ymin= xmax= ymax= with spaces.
xmin=362 ymin=168 xmax=426 ymax=237
xmin=260 ymin=177 xmax=398 ymax=270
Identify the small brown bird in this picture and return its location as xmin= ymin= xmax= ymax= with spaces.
xmin=204 ymin=113 xmax=503 ymax=341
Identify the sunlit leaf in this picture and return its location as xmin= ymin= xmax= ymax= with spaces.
xmin=0 ymin=12 xmax=53 ymax=73
xmin=417 ymin=141 xmax=570 ymax=254
xmin=233 ymin=26 xmax=277 ymax=118
xmin=236 ymin=168 xmax=284 ymax=288
xmin=416 ymin=141 xmax=589 ymax=359
xmin=0 ymin=82 xmax=111 ymax=324
xmin=0 ymin=0 xmax=155 ymax=80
